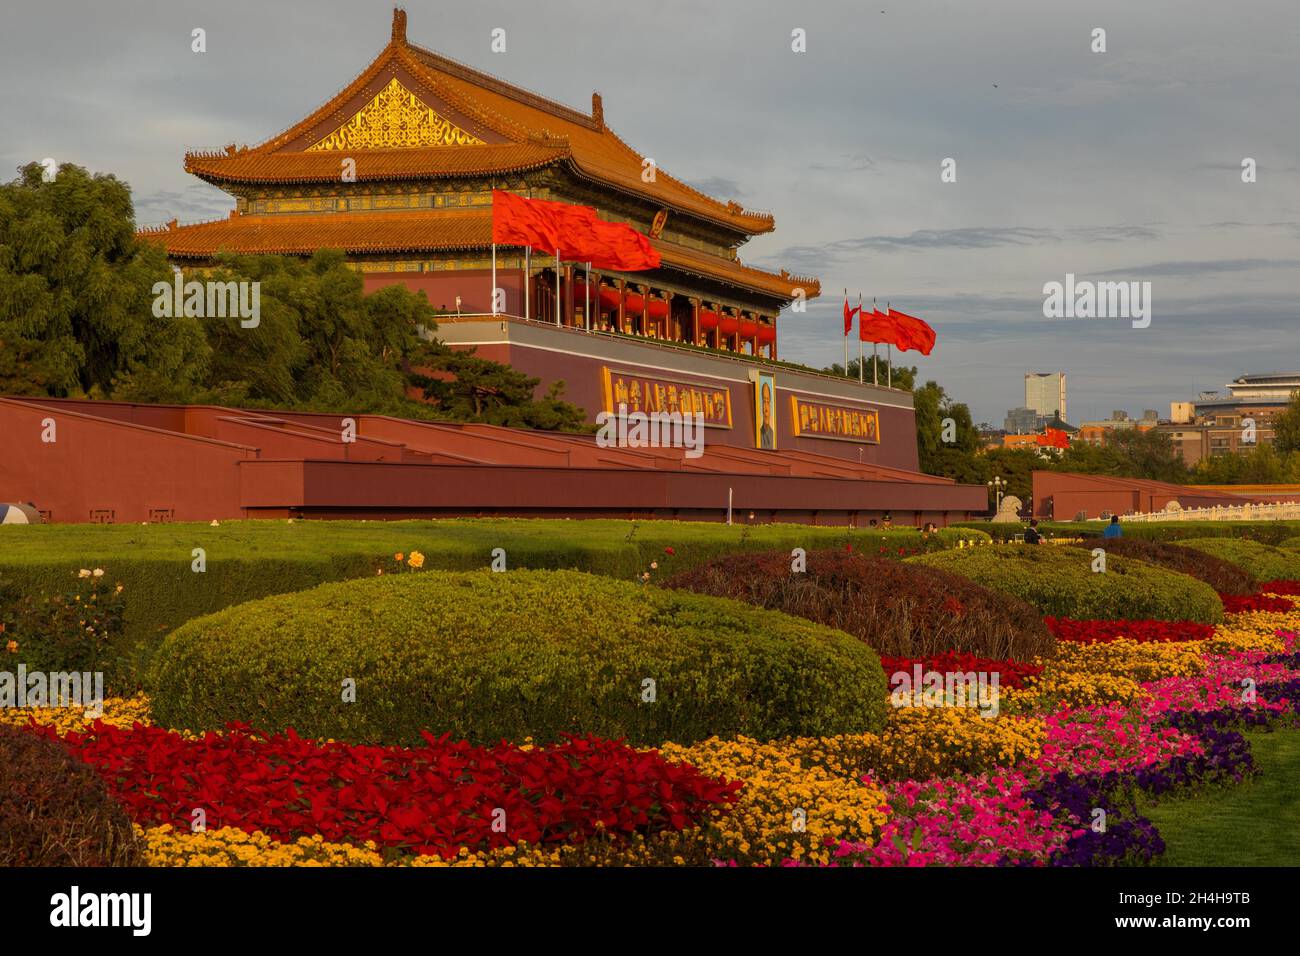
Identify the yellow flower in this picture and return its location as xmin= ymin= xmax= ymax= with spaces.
xmin=407 ymin=551 xmax=425 ymax=569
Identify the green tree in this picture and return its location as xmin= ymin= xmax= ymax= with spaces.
xmin=825 ymin=357 xmax=915 ymax=391
xmin=412 ymin=347 xmax=588 ymax=431
xmin=1103 ymin=428 xmax=1189 ymax=483
xmin=978 ymin=447 xmax=1040 ymax=506
xmin=913 ymin=380 xmax=980 ymax=475
xmin=0 ymin=162 xmax=209 ymax=398
xmin=1274 ymin=391 xmax=1300 ymax=454
xmin=0 ymin=164 xmax=590 ymax=431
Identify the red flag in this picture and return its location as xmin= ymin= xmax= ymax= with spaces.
xmin=558 ymin=205 xmax=661 ymax=271
xmin=859 ymin=306 xmax=899 ymax=345
xmin=492 ymin=189 xmax=560 ymax=250
xmin=492 ymin=190 xmax=659 ymax=270
xmin=887 ymin=307 xmax=936 ymax=355
xmin=842 ymin=296 xmax=859 ymax=336
xmin=1036 ymin=428 xmax=1069 ymax=449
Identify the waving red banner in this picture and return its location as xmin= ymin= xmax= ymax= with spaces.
xmin=887 ymin=307 xmax=937 ymax=355
xmin=492 ymin=190 xmax=660 ymax=271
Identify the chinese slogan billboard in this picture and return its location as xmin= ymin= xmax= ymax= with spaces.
xmin=790 ymin=396 xmax=880 ymax=443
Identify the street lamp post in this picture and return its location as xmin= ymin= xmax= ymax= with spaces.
xmin=987 ymin=476 xmax=1006 ymax=514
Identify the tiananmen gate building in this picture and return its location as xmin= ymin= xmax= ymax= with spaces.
xmin=0 ymin=9 xmax=989 ymax=525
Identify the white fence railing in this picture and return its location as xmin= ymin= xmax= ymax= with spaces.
xmin=1121 ymin=501 xmax=1300 ymax=522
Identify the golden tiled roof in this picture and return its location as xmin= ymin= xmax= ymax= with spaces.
xmin=185 ymin=142 xmax=566 ymax=184
xmin=137 ymin=208 xmax=816 ymax=299
xmin=183 ymin=10 xmax=776 ymax=236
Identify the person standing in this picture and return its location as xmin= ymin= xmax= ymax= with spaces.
xmin=1024 ymin=519 xmax=1042 ymax=545
xmin=1103 ymin=515 xmax=1123 ymax=539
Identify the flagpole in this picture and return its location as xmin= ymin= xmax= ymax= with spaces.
xmin=886 ymin=301 xmax=892 ymax=388
xmin=857 ymin=293 xmax=864 ymax=384
xmin=524 ymin=246 xmax=530 ymax=321
xmin=555 ymin=248 xmax=561 ymax=326
xmin=491 ymin=243 xmax=497 ymax=315
xmin=585 ymin=262 xmax=591 ymax=331
xmin=843 ymin=287 xmax=849 ymax=375
xmin=872 ymin=298 xmax=879 ymax=385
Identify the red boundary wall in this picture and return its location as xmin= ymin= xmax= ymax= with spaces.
xmin=1 ymin=397 xmax=987 ymax=526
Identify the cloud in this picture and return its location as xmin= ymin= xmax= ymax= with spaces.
xmin=133 ymin=183 xmax=235 ymax=227
xmin=682 ymin=176 xmax=747 ymax=199
xmin=1092 ymin=258 xmax=1300 ymax=278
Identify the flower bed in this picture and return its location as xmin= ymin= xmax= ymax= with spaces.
xmin=39 ymin=724 xmax=741 ymax=860
xmin=9 ymin=593 xmax=1300 ymax=868
xmin=1045 ymin=617 xmax=1215 ymax=644
xmin=1220 ymin=593 xmax=1295 ymax=613
xmin=879 ymin=652 xmax=1044 ymax=690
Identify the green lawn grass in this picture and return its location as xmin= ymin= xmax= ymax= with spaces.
xmin=1142 ymin=729 xmax=1300 ymax=866
xmin=0 ymin=518 xmax=980 ymax=678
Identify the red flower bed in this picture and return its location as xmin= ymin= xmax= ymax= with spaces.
xmin=1044 ymin=617 xmax=1215 ymax=644
xmin=41 ymin=723 xmax=740 ymax=858
xmin=1259 ymin=580 xmax=1300 ymax=596
xmin=1219 ymin=593 xmax=1295 ymax=613
xmin=879 ymin=652 xmax=1043 ymax=690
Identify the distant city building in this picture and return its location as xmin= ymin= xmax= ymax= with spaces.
xmin=1002 ymin=433 xmax=1041 ymax=450
xmin=1224 ymin=372 xmax=1300 ymax=403
xmin=1003 ymin=407 xmax=1040 ymax=434
xmin=1025 ymin=372 xmax=1067 ymax=422
xmin=1077 ymin=410 xmax=1155 ymax=446
xmin=1157 ymin=372 xmax=1300 ymax=467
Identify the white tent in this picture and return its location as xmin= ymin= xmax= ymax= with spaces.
xmin=0 ymin=503 xmax=41 ymax=524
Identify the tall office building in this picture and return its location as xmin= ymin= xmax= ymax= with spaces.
xmin=1025 ymin=372 xmax=1067 ymax=422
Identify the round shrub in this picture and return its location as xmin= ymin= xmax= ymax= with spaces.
xmin=1070 ymin=537 xmax=1258 ymax=595
xmin=148 ymin=569 xmax=887 ymax=746
xmin=1174 ymin=538 xmax=1300 ymax=582
xmin=662 ymin=549 xmax=1054 ymax=661
xmin=909 ymin=545 xmax=1224 ymax=623
xmin=0 ymin=726 xmax=142 ymax=866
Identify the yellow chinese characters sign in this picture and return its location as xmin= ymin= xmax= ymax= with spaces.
xmin=790 ymin=397 xmax=880 ymax=443
xmin=601 ymin=368 xmax=732 ymax=427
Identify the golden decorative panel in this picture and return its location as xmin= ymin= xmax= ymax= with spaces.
xmin=307 ymin=77 xmax=485 ymax=151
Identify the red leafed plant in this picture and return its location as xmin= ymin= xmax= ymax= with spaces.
xmin=878 ymin=652 xmax=1043 ymax=690
xmin=1044 ymin=617 xmax=1215 ymax=644
xmin=39 ymin=723 xmax=740 ymax=858
xmin=1258 ymin=580 xmax=1300 ymax=596
xmin=1219 ymin=593 xmax=1296 ymax=613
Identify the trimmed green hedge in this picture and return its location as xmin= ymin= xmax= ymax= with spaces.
xmin=1174 ymin=538 xmax=1300 ymax=582
xmin=908 ymin=544 xmax=1224 ymax=623
xmin=953 ymin=520 xmax=1300 ymax=545
xmin=1279 ymin=536 xmax=1300 ymax=551
xmin=1068 ymin=538 xmax=1258 ymax=595
xmin=664 ymin=549 xmax=1055 ymax=661
xmin=0 ymin=519 xmax=983 ymax=681
xmin=148 ymin=569 xmax=889 ymax=746
xmin=1108 ymin=522 xmax=1300 ymax=546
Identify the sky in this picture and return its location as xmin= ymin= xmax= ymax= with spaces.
xmin=3 ymin=0 xmax=1297 ymax=424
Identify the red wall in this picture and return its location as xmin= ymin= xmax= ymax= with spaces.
xmin=363 ymin=269 xmax=525 ymax=315
xmin=465 ymin=340 xmax=921 ymax=473
xmin=0 ymin=399 xmax=252 ymax=523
